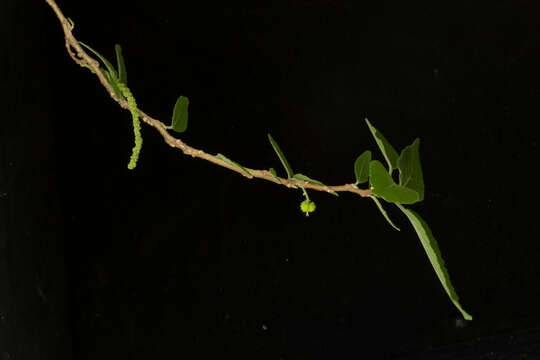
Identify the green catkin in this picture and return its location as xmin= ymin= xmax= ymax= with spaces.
xmin=117 ymin=82 xmax=142 ymax=169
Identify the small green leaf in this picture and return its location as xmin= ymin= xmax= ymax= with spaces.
xmin=354 ymin=150 xmax=371 ymax=184
xmin=293 ymin=173 xmax=338 ymax=196
xmin=369 ymin=160 xmax=420 ymax=204
xmin=67 ymin=17 xmax=75 ymax=28
xmin=268 ymin=134 xmax=294 ymax=179
xmin=293 ymin=173 xmax=324 ymax=185
xmin=216 ymin=153 xmax=253 ymax=177
xmin=102 ymin=70 xmax=122 ymax=99
xmin=269 ymin=168 xmax=282 ymax=184
xmin=79 ymin=42 xmax=118 ymax=81
xmin=82 ymin=63 xmax=96 ymax=74
xmin=115 ymin=44 xmax=127 ymax=85
xmin=171 ymin=96 xmax=189 ymax=133
xmin=365 ymin=119 xmax=399 ymax=174
xmin=395 ymin=204 xmax=472 ymax=321
xmin=398 ymin=138 xmax=424 ymax=201
xmin=370 ymin=195 xmax=400 ymax=231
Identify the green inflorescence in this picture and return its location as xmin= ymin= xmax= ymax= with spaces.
xmin=79 ymin=42 xmax=143 ymax=170
xmin=117 ymin=82 xmax=142 ymax=170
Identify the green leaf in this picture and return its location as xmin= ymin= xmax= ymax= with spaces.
xmin=216 ymin=153 xmax=253 ymax=177
xmin=171 ymin=96 xmax=189 ymax=133
xmin=269 ymin=168 xmax=282 ymax=184
xmin=102 ymin=70 xmax=123 ymax=99
xmin=370 ymin=195 xmax=400 ymax=231
xmin=293 ymin=173 xmax=324 ymax=185
xmin=365 ymin=119 xmax=399 ymax=174
xmin=398 ymin=138 xmax=424 ymax=201
xmin=293 ymin=173 xmax=339 ymax=196
xmin=82 ymin=63 xmax=96 ymax=74
xmin=268 ymin=134 xmax=294 ymax=179
xmin=79 ymin=42 xmax=119 ymax=81
xmin=115 ymin=44 xmax=127 ymax=85
xmin=354 ymin=150 xmax=371 ymax=184
xmin=395 ymin=204 xmax=472 ymax=321
xmin=369 ymin=160 xmax=420 ymax=204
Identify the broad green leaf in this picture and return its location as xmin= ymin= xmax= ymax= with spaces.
xmin=365 ymin=119 xmax=399 ymax=174
xmin=171 ymin=96 xmax=189 ymax=133
xmin=269 ymin=168 xmax=282 ymax=184
xmin=354 ymin=150 xmax=371 ymax=184
xmin=216 ymin=153 xmax=253 ymax=177
xmin=370 ymin=195 xmax=400 ymax=231
xmin=79 ymin=42 xmax=119 ymax=80
xmin=369 ymin=160 xmax=420 ymax=204
xmin=395 ymin=204 xmax=472 ymax=321
xmin=268 ymin=134 xmax=294 ymax=179
xmin=115 ymin=44 xmax=127 ymax=85
xmin=398 ymin=138 xmax=424 ymax=201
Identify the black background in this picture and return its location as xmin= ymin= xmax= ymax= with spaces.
xmin=3 ymin=0 xmax=540 ymax=359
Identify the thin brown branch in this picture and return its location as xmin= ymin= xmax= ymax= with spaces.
xmin=44 ymin=0 xmax=372 ymax=198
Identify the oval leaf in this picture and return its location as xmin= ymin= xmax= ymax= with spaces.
xmin=171 ymin=96 xmax=189 ymax=133
xmin=365 ymin=119 xmax=399 ymax=174
xmin=369 ymin=160 xmax=419 ymax=204
xmin=395 ymin=204 xmax=472 ymax=321
xmin=267 ymin=134 xmax=294 ymax=179
xmin=398 ymin=138 xmax=424 ymax=201
xmin=354 ymin=150 xmax=371 ymax=184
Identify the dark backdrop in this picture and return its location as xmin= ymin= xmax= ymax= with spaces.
xmin=3 ymin=0 xmax=540 ymax=359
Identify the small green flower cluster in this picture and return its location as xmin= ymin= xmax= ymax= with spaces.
xmin=300 ymin=199 xmax=316 ymax=216
xmin=117 ymin=83 xmax=142 ymax=170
